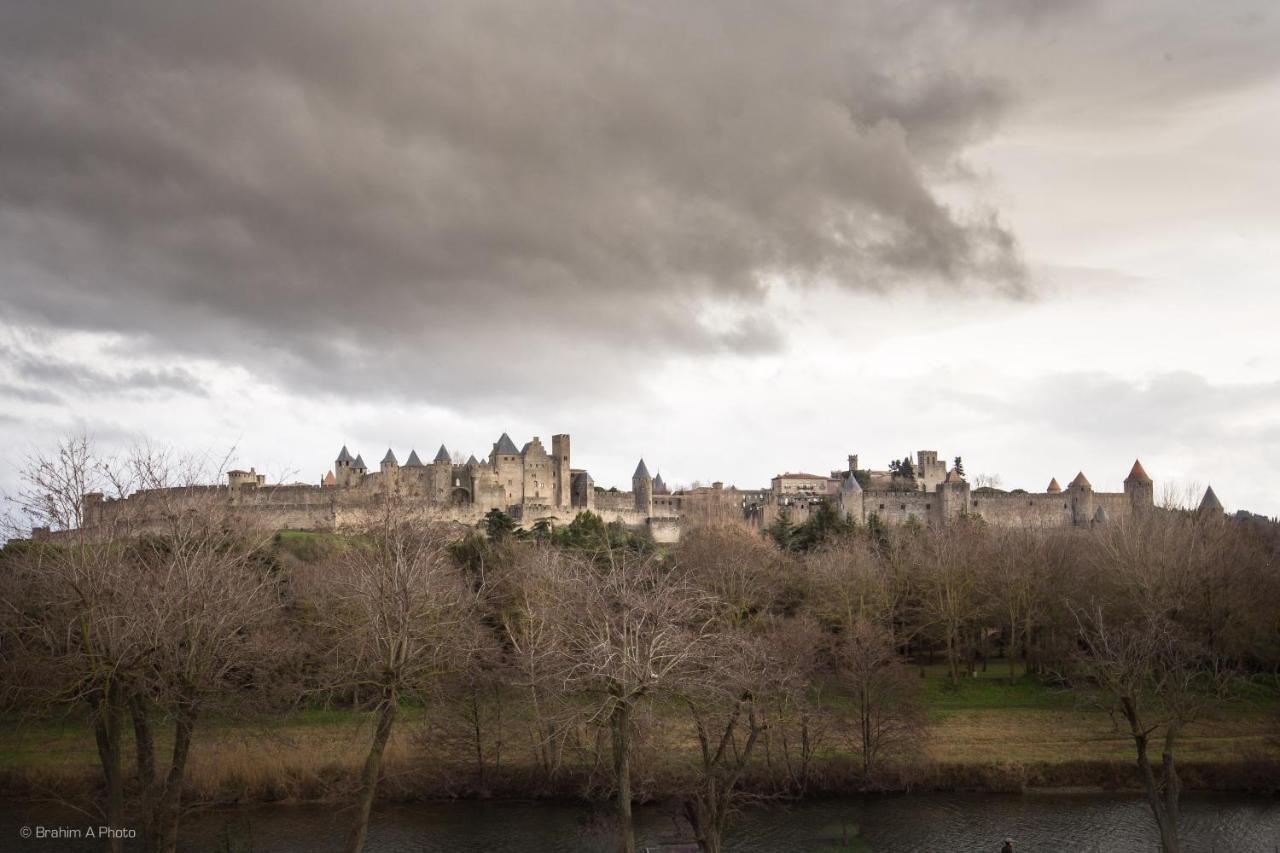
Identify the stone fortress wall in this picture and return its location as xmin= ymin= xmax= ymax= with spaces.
xmin=64 ymin=431 xmax=1222 ymax=544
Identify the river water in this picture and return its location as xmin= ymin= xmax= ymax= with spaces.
xmin=3 ymin=793 xmax=1279 ymax=852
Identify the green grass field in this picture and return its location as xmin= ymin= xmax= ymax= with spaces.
xmin=2 ymin=660 xmax=1275 ymax=801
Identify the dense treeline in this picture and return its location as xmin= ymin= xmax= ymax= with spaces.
xmin=1 ymin=438 xmax=1278 ymax=853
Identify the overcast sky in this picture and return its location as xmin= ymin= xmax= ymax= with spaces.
xmin=2 ymin=0 xmax=1278 ymax=518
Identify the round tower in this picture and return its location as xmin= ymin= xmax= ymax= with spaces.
xmin=335 ymin=445 xmax=354 ymax=486
xmin=1067 ymin=471 xmax=1094 ymax=526
xmin=1123 ymin=459 xmax=1154 ymax=512
xmin=632 ymin=458 xmax=653 ymax=516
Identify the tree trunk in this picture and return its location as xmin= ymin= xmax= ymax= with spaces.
xmin=945 ymin=632 xmax=959 ymax=686
xmin=1124 ymin=704 xmax=1181 ymax=853
xmin=610 ymin=701 xmax=635 ymax=853
xmin=1007 ymin=621 xmax=1019 ymax=685
xmin=89 ymin=686 xmax=126 ymax=853
xmin=860 ymin=687 xmax=873 ymax=779
xmin=470 ymin=688 xmax=485 ymax=788
xmin=150 ymin=707 xmax=196 ymax=853
xmin=1161 ymin=726 xmax=1183 ymax=852
xmin=130 ymin=693 xmax=156 ymax=790
xmin=345 ymin=692 xmax=399 ymax=853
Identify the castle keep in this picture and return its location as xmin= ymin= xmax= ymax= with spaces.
xmin=69 ymin=433 xmax=1222 ymax=543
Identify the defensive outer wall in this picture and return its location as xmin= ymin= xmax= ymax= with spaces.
xmin=56 ymin=434 xmax=1211 ymax=544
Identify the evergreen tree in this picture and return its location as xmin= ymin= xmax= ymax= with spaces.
xmin=953 ymin=456 xmax=965 ymax=477
xmin=482 ymin=507 xmax=516 ymax=541
xmin=792 ymin=500 xmax=853 ymax=552
xmin=766 ymin=510 xmax=795 ymax=551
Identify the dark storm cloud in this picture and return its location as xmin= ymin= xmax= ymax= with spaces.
xmin=0 ymin=1 xmax=1072 ymax=397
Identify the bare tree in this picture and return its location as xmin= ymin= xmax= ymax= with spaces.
xmin=982 ymin=528 xmax=1057 ymax=684
xmin=914 ymin=520 xmax=985 ymax=686
xmin=835 ymin=619 xmax=926 ymax=783
xmin=3 ymin=436 xmax=146 ymax=852
xmin=3 ymin=437 xmax=277 ymax=853
xmin=753 ymin=615 xmax=828 ymax=795
xmin=302 ymin=496 xmax=474 ymax=853
xmin=494 ymin=545 xmax=579 ymax=786
xmin=677 ymin=523 xmax=783 ymax=625
xmin=973 ymin=472 xmax=1003 ymax=490
xmin=536 ymin=548 xmax=718 ymax=853
xmin=123 ymin=461 xmax=278 ymax=853
xmin=805 ymin=536 xmax=898 ymax=639
xmin=676 ymin=632 xmax=769 ymax=853
xmin=1071 ymin=513 xmax=1236 ymax=853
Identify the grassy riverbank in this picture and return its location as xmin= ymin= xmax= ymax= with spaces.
xmin=3 ymin=664 xmax=1277 ymax=805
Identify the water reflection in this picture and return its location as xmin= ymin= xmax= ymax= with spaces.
xmin=2 ymin=792 xmax=1278 ymax=852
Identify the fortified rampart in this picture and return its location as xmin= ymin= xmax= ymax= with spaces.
xmin=45 ymin=435 xmax=1218 ymax=545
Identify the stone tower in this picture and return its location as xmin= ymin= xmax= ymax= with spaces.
xmin=335 ymin=445 xmax=355 ymax=486
xmin=936 ymin=466 xmax=970 ymax=524
xmin=1123 ymin=459 xmax=1154 ymax=511
xmin=1068 ymin=471 xmax=1094 ymax=526
xmin=1198 ymin=485 xmax=1223 ymax=514
xmin=632 ymin=458 xmax=653 ymax=516
xmin=380 ymin=448 xmax=399 ymax=490
xmin=551 ymin=434 xmax=572 ymax=509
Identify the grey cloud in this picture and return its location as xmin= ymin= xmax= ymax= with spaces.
xmin=0 ymin=383 xmax=61 ymax=405
xmin=0 ymin=344 xmax=205 ymax=399
xmin=0 ymin=0 xmax=1033 ymax=400
xmin=948 ymin=371 xmax=1280 ymax=449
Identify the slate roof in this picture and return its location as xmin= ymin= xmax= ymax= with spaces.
xmin=466 ymin=454 xmax=479 ymax=466
xmin=494 ymin=433 xmax=520 ymax=455
xmin=404 ymin=450 xmax=424 ymax=467
xmin=1199 ymin=485 xmax=1223 ymax=512
xmin=652 ymin=472 xmax=668 ymax=494
xmin=353 ymin=454 xmax=367 ymax=469
xmin=633 ymin=459 xmax=651 ymax=480
xmin=841 ymin=473 xmax=863 ymax=493
xmin=1125 ymin=459 xmax=1152 ymax=484
xmin=433 ymin=445 xmax=451 ymax=463
xmin=382 ymin=448 xmax=398 ymax=465
xmin=336 ymin=445 xmax=353 ymax=463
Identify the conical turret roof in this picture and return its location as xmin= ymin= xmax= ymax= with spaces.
xmin=653 ymin=472 xmax=668 ymax=494
xmin=944 ymin=467 xmax=965 ymax=484
xmin=1046 ymin=477 xmax=1062 ymax=493
xmin=494 ymin=433 xmax=519 ymax=455
xmin=842 ymin=473 xmax=862 ymax=493
xmin=323 ymin=471 xmax=335 ymax=485
xmin=466 ymin=454 xmax=479 ymax=466
xmin=1199 ymin=485 xmax=1223 ymax=513
xmin=353 ymin=454 xmax=366 ymax=469
xmin=433 ymin=444 xmax=451 ymax=463
xmin=1069 ymin=471 xmax=1091 ymax=488
xmin=1125 ymin=459 xmax=1152 ymax=484
xmin=404 ymin=449 xmax=424 ymax=467
xmin=336 ymin=445 xmax=353 ymax=463
xmin=381 ymin=448 xmax=398 ymax=465
xmin=633 ymin=458 xmax=651 ymax=480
